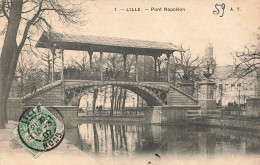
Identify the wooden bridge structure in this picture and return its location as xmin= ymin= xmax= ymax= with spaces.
xmin=22 ymin=32 xmax=198 ymax=111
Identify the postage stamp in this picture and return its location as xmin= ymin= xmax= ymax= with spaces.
xmin=12 ymin=105 xmax=65 ymax=158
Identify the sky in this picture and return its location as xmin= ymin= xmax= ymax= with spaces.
xmin=0 ymin=0 xmax=260 ymax=66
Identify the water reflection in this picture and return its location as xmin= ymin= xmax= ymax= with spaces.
xmin=65 ymin=123 xmax=260 ymax=157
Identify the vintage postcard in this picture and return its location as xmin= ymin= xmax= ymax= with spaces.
xmin=0 ymin=0 xmax=259 ymax=165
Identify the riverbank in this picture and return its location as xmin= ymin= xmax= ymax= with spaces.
xmin=0 ymin=121 xmax=99 ymax=165
xmin=79 ymin=114 xmax=260 ymax=131
xmin=78 ymin=115 xmax=145 ymax=124
xmin=192 ymin=116 xmax=260 ymax=130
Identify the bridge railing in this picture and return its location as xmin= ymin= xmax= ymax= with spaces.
xmin=64 ymin=70 xmax=168 ymax=82
xmin=140 ymin=77 xmax=167 ymax=82
xmin=64 ymin=71 xmax=138 ymax=82
xmin=64 ymin=71 xmax=101 ymax=81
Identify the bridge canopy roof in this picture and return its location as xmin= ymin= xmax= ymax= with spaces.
xmin=36 ymin=31 xmax=181 ymax=56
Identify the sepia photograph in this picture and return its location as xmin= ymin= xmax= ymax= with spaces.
xmin=0 ymin=0 xmax=259 ymax=164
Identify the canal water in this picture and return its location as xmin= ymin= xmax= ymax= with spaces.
xmin=65 ymin=122 xmax=260 ymax=160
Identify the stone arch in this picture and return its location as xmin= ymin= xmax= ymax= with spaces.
xmin=64 ymin=84 xmax=164 ymax=106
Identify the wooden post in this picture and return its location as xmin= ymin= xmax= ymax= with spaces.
xmin=136 ymin=95 xmax=139 ymax=115
xmin=88 ymin=50 xmax=93 ymax=72
xmin=92 ymin=89 xmax=98 ymax=116
xmin=122 ymin=54 xmax=128 ymax=113
xmin=110 ymin=85 xmax=114 ymax=116
xmin=123 ymin=54 xmax=127 ymax=71
xmin=135 ymin=54 xmax=139 ymax=82
xmin=60 ymin=48 xmax=65 ymax=104
xmin=154 ymin=56 xmax=158 ymax=81
xmin=123 ymin=53 xmax=127 ymax=80
xmin=167 ymin=52 xmax=172 ymax=84
xmin=61 ymin=48 xmax=64 ymax=81
xmin=122 ymin=89 xmax=127 ymax=113
xmin=143 ymin=55 xmax=145 ymax=81
xmin=100 ymin=52 xmax=103 ymax=81
xmin=51 ymin=47 xmax=56 ymax=83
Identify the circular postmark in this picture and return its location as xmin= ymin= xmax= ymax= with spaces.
xmin=18 ymin=105 xmax=65 ymax=152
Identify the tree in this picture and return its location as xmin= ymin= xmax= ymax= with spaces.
xmin=156 ymin=56 xmax=167 ymax=81
xmin=120 ymin=55 xmax=135 ymax=112
xmin=71 ymin=51 xmax=89 ymax=79
xmin=40 ymin=51 xmax=53 ymax=84
xmin=103 ymin=53 xmax=136 ymax=113
xmin=175 ymin=51 xmax=202 ymax=83
xmin=19 ymin=46 xmax=57 ymax=89
xmin=0 ymin=0 xmax=81 ymax=128
xmin=35 ymin=48 xmax=61 ymax=84
xmin=202 ymin=55 xmax=216 ymax=79
xmin=104 ymin=53 xmax=123 ymax=114
xmin=141 ymin=56 xmax=154 ymax=81
xmin=232 ymin=31 xmax=260 ymax=80
xmin=16 ymin=51 xmax=32 ymax=97
xmin=171 ymin=45 xmax=203 ymax=95
xmin=104 ymin=53 xmax=123 ymax=71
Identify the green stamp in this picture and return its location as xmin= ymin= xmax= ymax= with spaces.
xmin=12 ymin=105 xmax=65 ymax=158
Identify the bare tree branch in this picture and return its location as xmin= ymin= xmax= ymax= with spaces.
xmin=1 ymin=0 xmax=9 ymax=19
xmin=0 ymin=22 xmax=7 ymax=35
xmin=232 ymin=37 xmax=260 ymax=81
xmin=35 ymin=16 xmax=51 ymax=29
xmin=18 ymin=0 xmax=43 ymax=52
xmin=22 ymin=4 xmax=37 ymax=13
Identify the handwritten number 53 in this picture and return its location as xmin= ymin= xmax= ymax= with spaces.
xmin=213 ymin=3 xmax=225 ymax=17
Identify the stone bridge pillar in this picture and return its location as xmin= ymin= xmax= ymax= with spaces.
xmin=198 ymin=80 xmax=218 ymax=116
xmin=179 ymin=82 xmax=193 ymax=96
xmin=144 ymin=105 xmax=201 ymax=124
